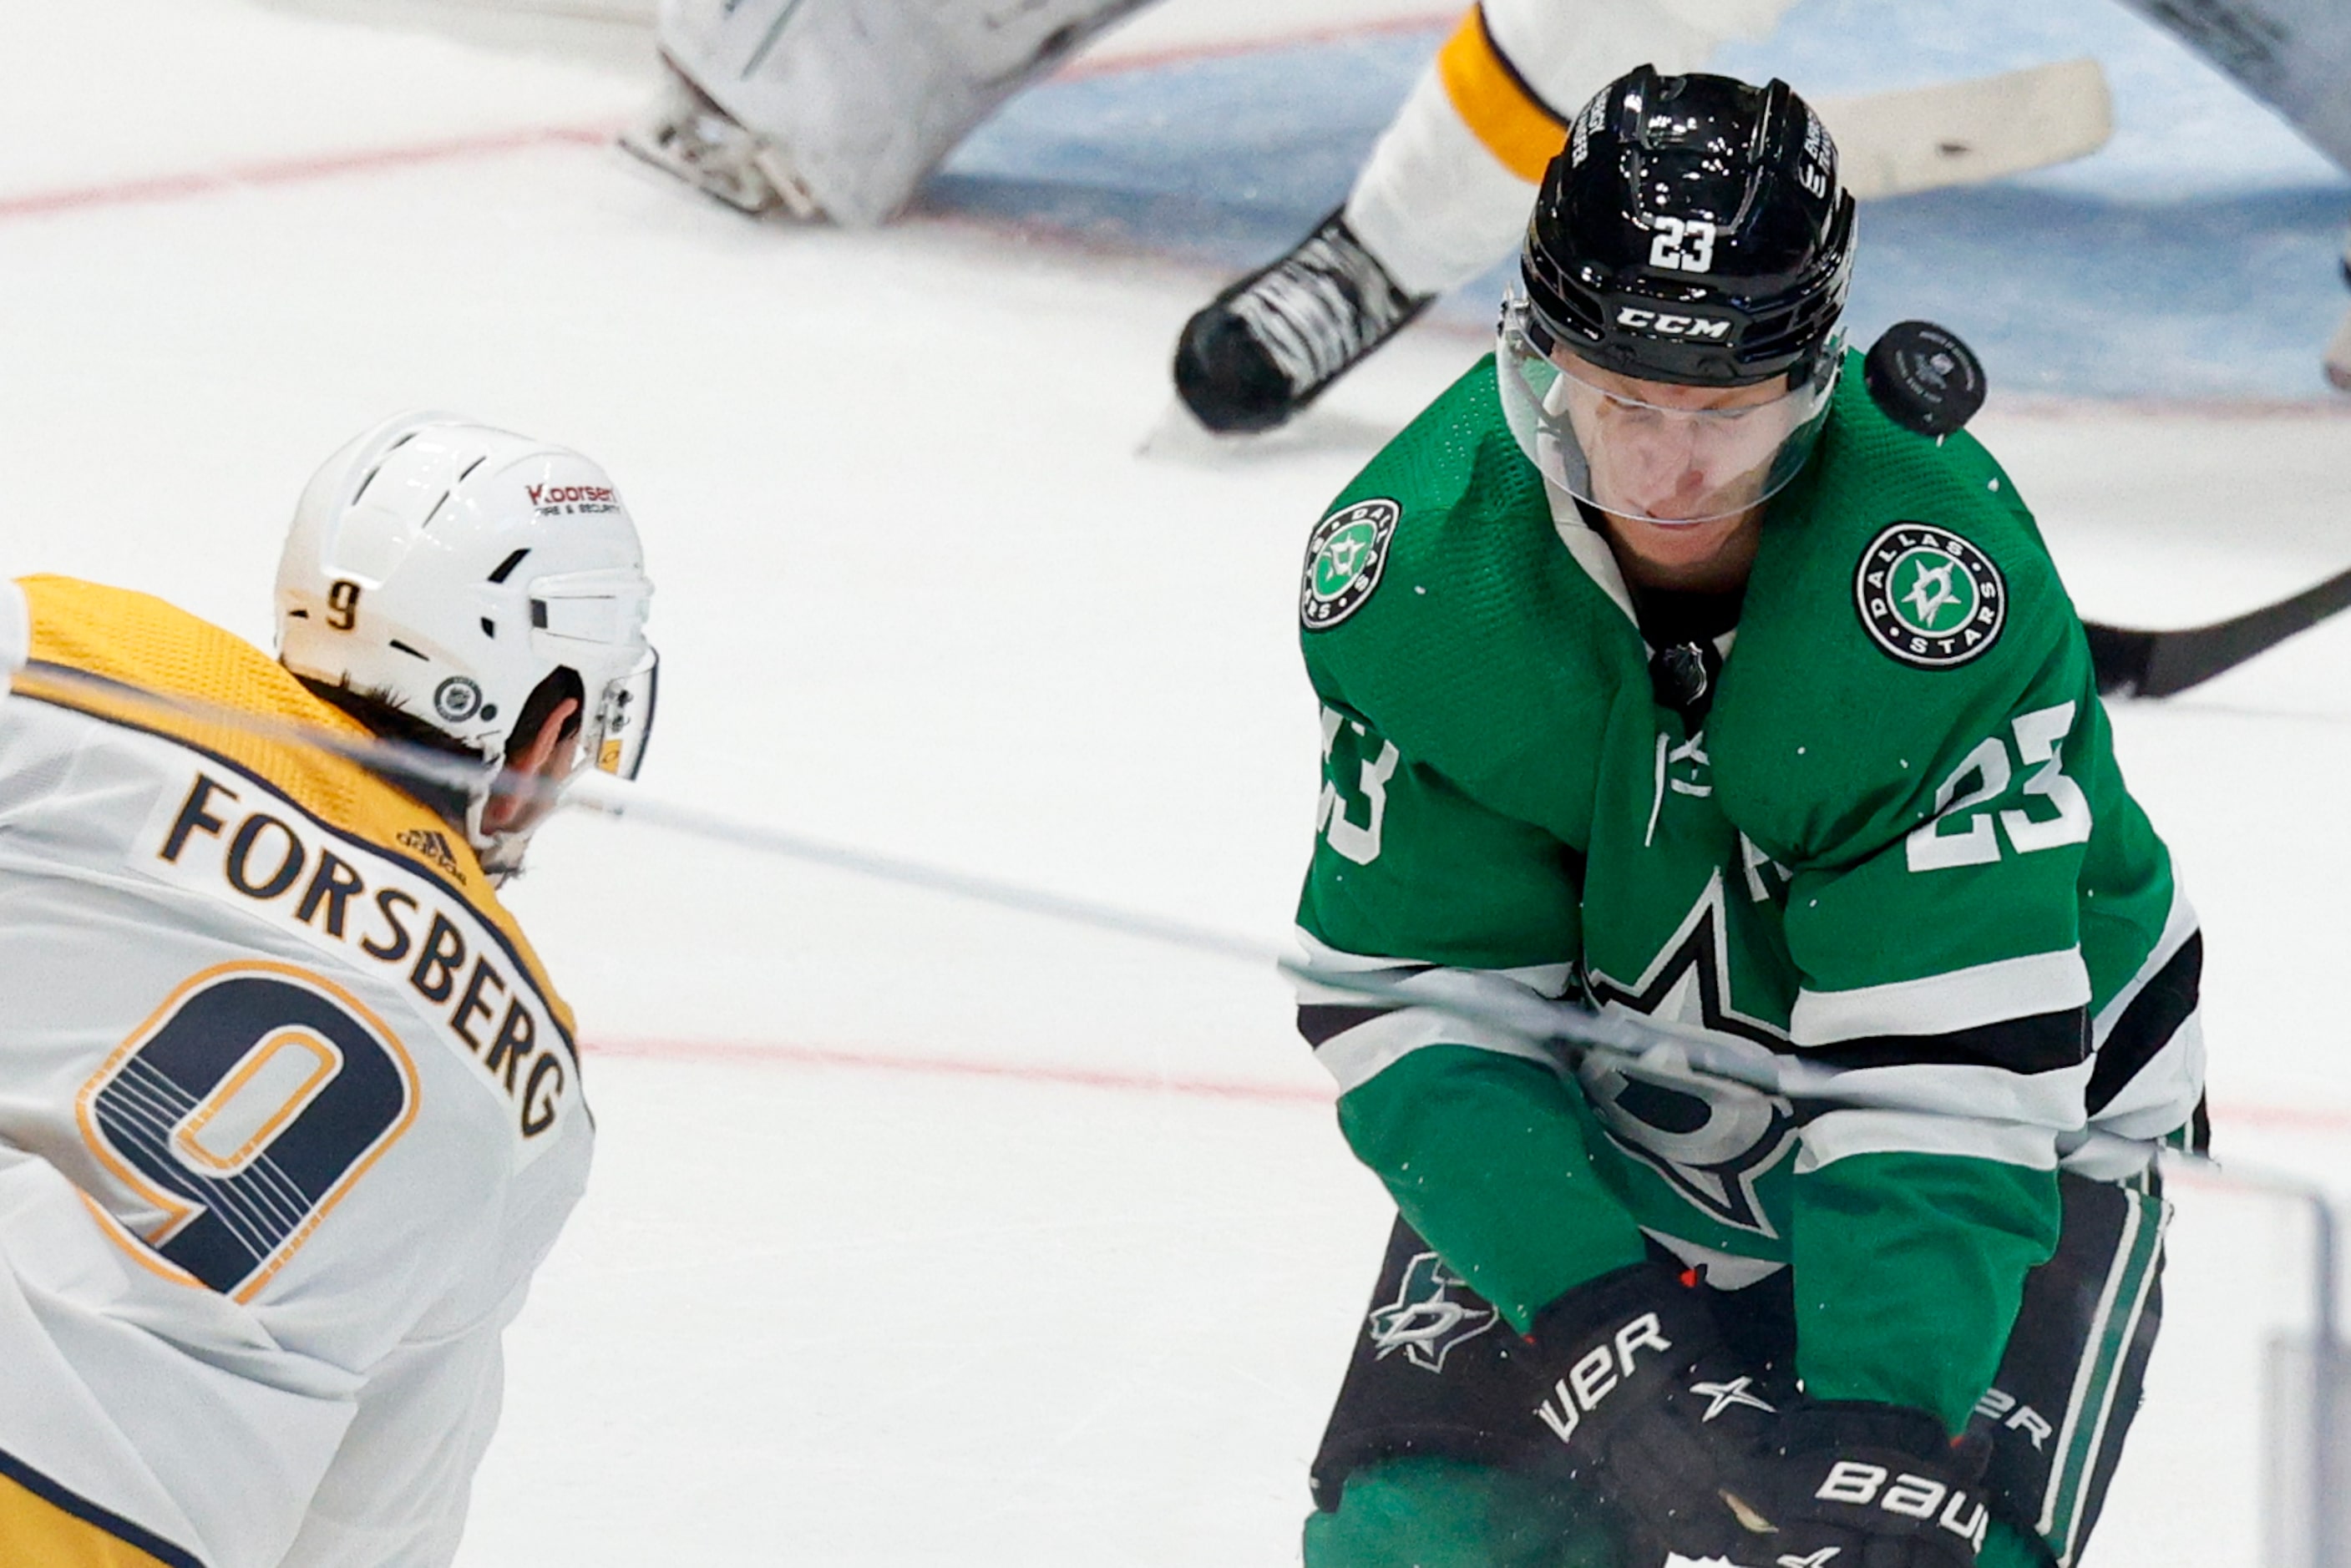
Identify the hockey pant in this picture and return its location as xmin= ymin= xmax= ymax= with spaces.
xmin=1307 ymin=1171 xmax=2168 ymax=1568
xmin=0 ymin=1145 xmax=360 ymax=1568
xmin=1343 ymin=0 xmax=1798 ymax=297
xmin=657 ymin=0 xmax=1154 ymax=225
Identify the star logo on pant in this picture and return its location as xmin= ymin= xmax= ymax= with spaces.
xmin=1366 ymin=1252 xmax=1496 ymax=1373
xmin=1690 ymin=1374 xmax=1776 ymax=1422
xmin=1777 ymin=1550 xmax=1842 ymax=1568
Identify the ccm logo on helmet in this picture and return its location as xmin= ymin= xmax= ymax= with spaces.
xmin=1615 ymin=307 xmax=1732 ymax=341
xmin=1533 ymin=1312 xmax=1674 ymax=1446
xmin=1815 ymin=1461 xmax=1989 ymax=1553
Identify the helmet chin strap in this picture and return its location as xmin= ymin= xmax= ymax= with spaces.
xmin=462 ymin=759 xmax=545 ymax=886
xmin=461 ymin=691 xmax=600 ymax=885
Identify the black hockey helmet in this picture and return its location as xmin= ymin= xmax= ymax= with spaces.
xmin=1494 ymin=67 xmax=1856 ymax=524
xmin=1519 ymin=66 xmax=1856 ymax=388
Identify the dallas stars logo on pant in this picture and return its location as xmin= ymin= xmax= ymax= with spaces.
xmin=1366 ymin=1252 xmax=1497 ymax=1373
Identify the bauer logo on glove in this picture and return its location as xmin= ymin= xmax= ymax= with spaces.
xmin=1533 ymin=1310 xmax=1675 ymax=1444
xmin=1812 ymin=1459 xmax=1991 ymax=1553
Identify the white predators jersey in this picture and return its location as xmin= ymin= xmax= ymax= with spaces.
xmin=0 ymin=576 xmax=593 ymax=1567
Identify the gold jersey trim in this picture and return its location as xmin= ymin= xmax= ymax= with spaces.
xmin=10 ymin=576 xmax=575 ymax=1042
xmin=1436 ymin=6 xmax=1570 ymax=185
xmin=0 ymin=1447 xmax=203 ymax=1568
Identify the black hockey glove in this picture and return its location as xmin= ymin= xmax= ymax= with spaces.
xmin=1720 ymin=1400 xmax=1995 ymax=1568
xmin=1520 ymin=1262 xmax=1786 ymax=1560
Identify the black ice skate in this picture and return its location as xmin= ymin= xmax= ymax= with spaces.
xmin=1173 ymin=209 xmax=1431 ymax=434
xmin=619 ymin=65 xmax=823 ymax=220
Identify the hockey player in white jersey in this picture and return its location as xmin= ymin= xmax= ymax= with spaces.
xmin=0 ymin=412 xmax=655 ymax=1565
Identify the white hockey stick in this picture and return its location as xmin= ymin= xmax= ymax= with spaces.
xmin=1818 ymin=57 xmax=2114 ymax=201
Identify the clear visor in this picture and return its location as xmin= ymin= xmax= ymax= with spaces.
xmin=1496 ymin=290 xmax=1841 ymax=528
xmin=585 ymin=645 xmax=658 ymax=781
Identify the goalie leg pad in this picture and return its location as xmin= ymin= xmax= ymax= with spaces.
xmin=656 ymin=0 xmax=1156 ymax=225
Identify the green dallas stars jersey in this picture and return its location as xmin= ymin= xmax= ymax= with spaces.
xmin=1293 ymin=353 xmax=2204 ymax=1434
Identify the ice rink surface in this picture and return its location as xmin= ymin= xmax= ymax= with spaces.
xmin=1 ymin=1 xmax=2348 ymax=1563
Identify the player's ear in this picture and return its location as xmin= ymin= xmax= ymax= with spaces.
xmin=516 ymin=699 xmax=582 ymax=779
xmin=480 ymin=698 xmax=582 ymax=835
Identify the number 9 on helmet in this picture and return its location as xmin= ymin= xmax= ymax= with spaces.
xmin=275 ymin=411 xmax=658 ymax=869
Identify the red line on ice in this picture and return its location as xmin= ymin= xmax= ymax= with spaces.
xmin=2210 ymin=1101 xmax=2351 ymax=1135
xmin=0 ymin=13 xmax=1454 ymax=225
xmin=581 ymin=1036 xmax=2351 ymax=1139
xmin=582 ymin=1035 xmax=1335 ymax=1107
xmin=0 ymin=124 xmax=620 ymax=222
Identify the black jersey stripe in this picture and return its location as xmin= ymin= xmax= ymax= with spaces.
xmin=1298 ymin=1003 xmax=1403 ymax=1048
xmin=1792 ymin=1008 xmax=2090 ymax=1077
xmin=2085 ymin=933 xmax=2201 ymax=1119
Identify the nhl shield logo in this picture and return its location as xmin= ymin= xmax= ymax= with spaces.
xmin=1301 ymin=498 xmax=1400 ymax=631
xmin=1367 ymin=1252 xmax=1497 ymax=1373
xmin=1854 ymin=522 xmax=2005 ymax=670
xmin=433 ymin=675 xmax=484 ymax=723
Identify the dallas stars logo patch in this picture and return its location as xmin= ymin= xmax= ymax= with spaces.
xmin=1366 ymin=1251 xmax=1497 ymax=1373
xmin=1301 ymin=498 xmax=1400 ymax=631
xmin=1854 ymin=523 xmax=2004 ymax=670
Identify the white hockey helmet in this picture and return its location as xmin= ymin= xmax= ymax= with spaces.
xmin=276 ymin=412 xmax=657 ymax=860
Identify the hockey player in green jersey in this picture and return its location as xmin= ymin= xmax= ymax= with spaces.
xmin=1292 ymin=66 xmax=2204 ymax=1568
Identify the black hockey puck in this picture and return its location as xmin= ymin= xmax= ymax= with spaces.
xmin=1864 ymin=321 xmax=1986 ymax=436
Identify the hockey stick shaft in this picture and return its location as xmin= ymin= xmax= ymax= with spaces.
xmin=7 ymin=661 xmax=2184 ymax=1163
xmin=2086 ymin=559 xmax=2351 ymax=697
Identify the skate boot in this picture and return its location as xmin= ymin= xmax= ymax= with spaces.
xmin=1173 ymin=209 xmax=1431 ymax=434
xmin=618 ymin=65 xmax=823 ymax=220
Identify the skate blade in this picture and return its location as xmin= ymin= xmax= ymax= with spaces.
xmin=614 ymin=126 xmax=796 ymax=219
